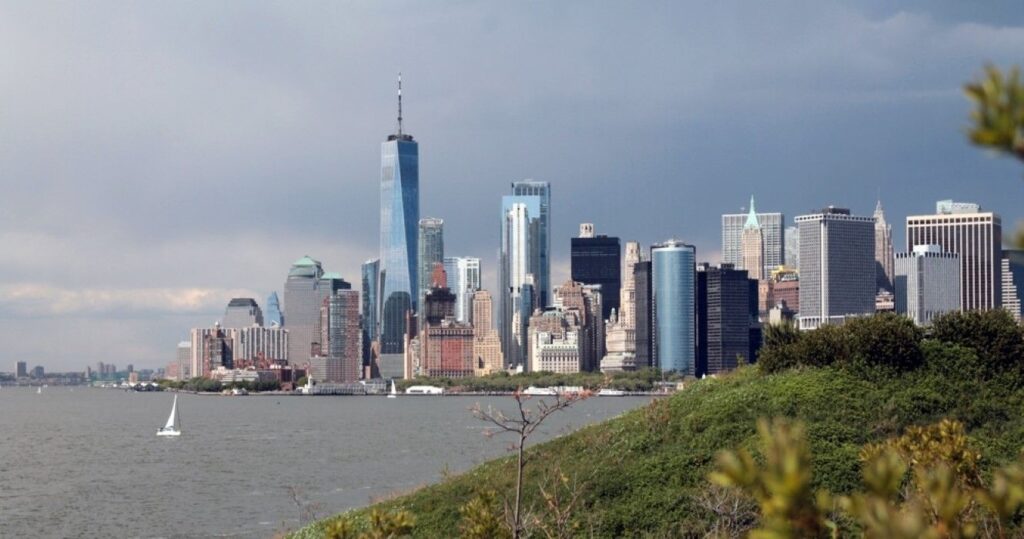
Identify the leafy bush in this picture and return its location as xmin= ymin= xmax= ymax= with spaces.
xmin=930 ymin=310 xmax=1024 ymax=379
xmin=712 ymin=418 xmax=1024 ymax=537
xmin=843 ymin=313 xmax=925 ymax=375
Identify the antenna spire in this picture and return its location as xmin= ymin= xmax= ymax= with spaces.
xmin=397 ymin=72 xmax=403 ymax=136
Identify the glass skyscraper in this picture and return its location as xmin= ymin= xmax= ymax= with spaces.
xmin=499 ymin=190 xmax=548 ymax=368
xmin=418 ymin=217 xmax=444 ymax=318
xmin=361 ymin=258 xmax=379 ymax=366
xmin=652 ymin=240 xmax=696 ymax=375
xmin=378 ymin=101 xmax=419 ymax=356
xmin=511 ymin=180 xmax=550 ymax=307
xmin=444 ymin=256 xmax=481 ymax=323
xmin=570 ymin=223 xmax=621 ymax=320
xmin=265 ymin=292 xmax=283 ymax=327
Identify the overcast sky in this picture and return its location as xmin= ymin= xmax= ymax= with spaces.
xmin=2 ymin=1 xmax=1023 ymax=371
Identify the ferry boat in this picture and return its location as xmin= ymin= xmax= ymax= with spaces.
xmin=405 ymin=385 xmax=444 ymax=395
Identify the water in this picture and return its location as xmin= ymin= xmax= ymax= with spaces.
xmin=0 ymin=387 xmax=653 ymax=538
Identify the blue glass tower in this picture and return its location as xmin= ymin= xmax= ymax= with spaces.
xmin=379 ymin=75 xmax=419 ymax=355
xmin=265 ymin=291 xmax=283 ymax=327
xmin=499 ymin=192 xmax=546 ymax=367
xmin=361 ymin=258 xmax=380 ymax=366
xmin=652 ymin=240 xmax=696 ymax=375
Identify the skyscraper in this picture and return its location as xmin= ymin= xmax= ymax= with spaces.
xmin=283 ymin=256 xmax=325 ymax=365
xmin=570 ymin=223 xmax=621 ymax=320
xmin=619 ymin=241 xmax=642 ymax=329
xmin=499 ymin=186 xmax=549 ymax=367
xmin=1001 ymin=250 xmax=1024 ymax=322
xmin=633 ymin=260 xmax=653 ymax=369
xmin=740 ymin=197 xmax=764 ymax=281
xmin=265 ymin=292 xmax=283 ymax=327
xmin=379 ymin=75 xmax=419 ymax=359
xmin=874 ymin=200 xmax=895 ymax=293
xmin=906 ymin=200 xmax=1002 ymax=312
xmin=796 ymin=207 xmax=876 ymax=330
xmin=417 ymin=217 xmax=444 ymax=319
xmin=894 ymin=245 xmax=961 ymax=326
xmin=652 ymin=240 xmax=696 ymax=375
xmin=471 ymin=289 xmax=504 ymax=375
xmin=222 ymin=298 xmax=263 ymax=328
xmin=319 ymin=289 xmax=361 ymax=382
xmin=361 ymin=258 xmax=380 ymax=367
xmin=511 ymin=180 xmax=551 ymax=307
xmin=696 ymin=264 xmax=753 ymax=377
xmin=722 ymin=198 xmax=784 ymax=277
xmin=784 ymin=225 xmax=799 ymax=268
xmin=444 ymin=256 xmax=481 ymax=324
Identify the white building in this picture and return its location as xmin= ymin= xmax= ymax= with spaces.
xmin=895 ymin=245 xmax=961 ymax=325
xmin=906 ymin=200 xmax=1001 ymax=312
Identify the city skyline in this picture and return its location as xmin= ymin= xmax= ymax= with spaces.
xmin=2 ymin=2 xmax=1024 ymax=370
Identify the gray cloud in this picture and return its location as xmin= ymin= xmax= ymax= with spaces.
xmin=1 ymin=1 xmax=1023 ymax=370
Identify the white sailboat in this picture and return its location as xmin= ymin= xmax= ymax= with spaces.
xmin=37 ymin=386 xmax=42 ymax=394
xmin=387 ymin=379 xmax=398 ymax=399
xmin=157 ymin=394 xmax=182 ymax=437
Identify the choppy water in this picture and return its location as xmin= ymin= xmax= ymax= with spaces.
xmin=0 ymin=387 xmax=652 ymax=538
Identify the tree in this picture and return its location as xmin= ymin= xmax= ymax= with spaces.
xmin=471 ymin=389 xmax=590 ymax=539
xmin=843 ymin=313 xmax=925 ymax=374
xmin=965 ymin=65 xmax=1024 ymax=164
xmin=929 ymin=310 xmax=1024 ymax=377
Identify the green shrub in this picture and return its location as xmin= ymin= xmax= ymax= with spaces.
xmin=842 ymin=313 xmax=925 ymax=375
xmin=930 ymin=310 xmax=1024 ymax=380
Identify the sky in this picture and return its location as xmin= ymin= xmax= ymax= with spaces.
xmin=1 ymin=1 xmax=1023 ymax=371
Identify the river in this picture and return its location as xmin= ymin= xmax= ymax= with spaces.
xmin=0 ymin=387 xmax=653 ymax=538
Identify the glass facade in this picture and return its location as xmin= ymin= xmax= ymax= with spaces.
xmin=361 ymin=258 xmax=379 ymax=366
xmin=499 ymin=193 xmax=546 ymax=367
xmin=265 ymin=292 xmax=283 ymax=327
xmin=652 ymin=241 xmax=696 ymax=375
xmin=379 ymin=135 xmax=419 ymax=354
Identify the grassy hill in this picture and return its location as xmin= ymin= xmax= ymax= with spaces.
xmin=292 ymin=312 xmax=1024 ymax=537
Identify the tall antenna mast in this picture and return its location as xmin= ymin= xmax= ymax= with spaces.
xmin=397 ymin=72 xmax=403 ymax=136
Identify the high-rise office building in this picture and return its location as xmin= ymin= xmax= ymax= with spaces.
xmin=222 ymin=298 xmax=263 ymax=328
xmin=652 ymin=240 xmax=696 ymax=374
xmin=796 ymin=207 xmax=876 ymax=330
xmin=570 ymin=223 xmax=621 ymax=320
xmin=740 ymin=198 xmax=765 ymax=281
xmin=283 ymin=256 xmax=324 ymax=364
xmin=874 ymin=200 xmax=895 ymax=293
xmin=784 ymin=225 xmax=799 ymax=268
xmin=1002 ymin=250 xmax=1024 ymax=322
xmin=619 ymin=241 xmax=642 ymax=329
xmin=16 ymin=361 xmax=26 ymax=378
xmin=418 ymin=217 xmax=444 ymax=319
xmin=265 ymin=292 xmax=283 ymax=327
xmin=444 ymin=256 xmax=481 ymax=324
xmin=361 ymin=258 xmax=380 ymax=367
xmin=499 ymin=187 xmax=549 ymax=367
xmin=177 ymin=341 xmax=191 ymax=379
xmin=282 ymin=257 xmax=350 ymax=366
xmin=511 ymin=180 xmax=551 ymax=307
xmin=906 ymin=200 xmax=1002 ymax=312
xmin=232 ymin=326 xmax=289 ymax=364
xmin=318 ymin=289 xmax=361 ymax=382
xmin=722 ymin=198 xmax=784 ymax=277
xmin=379 ymin=75 xmax=419 ymax=358
xmin=894 ymin=245 xmax=961 ymax=326
xmin=697 ymin=263 xmax=753 ymax=377
xmin=633 ymin=260 xmax=653 ymax=369
xmin=471 ymin=290 xmax=504 ymax=375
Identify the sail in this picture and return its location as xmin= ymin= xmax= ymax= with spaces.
xmin=390 ymin=380 xmax=397 ymax=395
xmin=164 ymin=395 xmax=178 ymax=430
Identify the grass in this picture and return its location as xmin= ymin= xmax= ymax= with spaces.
xmin=291 ymin=361 xmax=1024 ymax=537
